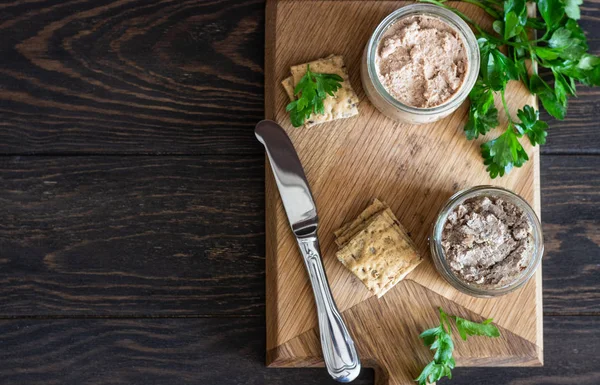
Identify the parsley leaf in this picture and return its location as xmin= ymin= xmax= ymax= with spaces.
xmin=530 ymin=74 xmax=567 ymax=119
xmin=286 ymin=100 xmax=308 ymax=127
xmin=455 ymin=317 xmax=501 ymax=340
xmin=537 ymin=0 xmax=565 ymax=31
xmin=548 ymin=25 xmax=586 ymax=60
xmin=416 ymin=309 xmax=455 ymax=385
xmin=416 ymin=308 xmax=500 ymax=385
xmin=417 ymin=0 xmax=600 ymax=178
xmin=535 ymin=47 xmax=560 ymax=61
xmin=479 ymin=38 xmax=519 ymax=90
xmin=419 ymin=325 xmax=444 ymax=347
xmin=416 ymin=362 xmax=447 ymax=385
xmin=432 ymin=332 xmax=454 ymax=363
xmin=578 ymin=54 xmax=600 ymax=71
xmin=564 ymin=18 xmax=587 ymax=45
xmin=578 ymin=55 xmax=600 ymax=86
xmin=481 ymin=127 xmax=529 ymax=178
xmin=285 ymin=65 xmax=343 ymax=127
xmin=563 ymin=0 xmax=583 ymax=20
xmin=549 ymin=52 xmax=600 ymax=87
xmin=515 ymin=105 xmax=549 ymax=145
xmin=503 ymin=0 xmax=528 ymax=39
xmin=465 ymin=79 xmax=499 ymax=139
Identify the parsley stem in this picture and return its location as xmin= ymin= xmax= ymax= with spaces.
xmin=502 ymin=40 xmax=529 ymax=48
xmin=459 ymin=0 xmax=501 ymax=19
xmin=419 ymin=0 xmax=473 ymax=24
xmin=420 ymin=0 xmax=490 ymax=36
xmin=481 ymin=0 xmax=502 ymax=6
xmin=420 ymin=0 xmax=533 ymax=50
xmin=518 ymin=30 xmax=537 ymax=70
xmin=419 ymin=0 xmax=531 ymax=48
xmin=500 ymin=89 xmax=515 ymax=126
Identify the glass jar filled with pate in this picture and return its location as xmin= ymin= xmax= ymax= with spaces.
xmin=361 ymin=4 xmax=480 ymax=124
xmin=430 ymin=186 xmax=544 ymax=297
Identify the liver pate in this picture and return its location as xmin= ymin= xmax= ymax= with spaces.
xmin=441 ymin=196 xmax=534 ymax=288
xmin=375 ymin=15 xmax=468 ymax=108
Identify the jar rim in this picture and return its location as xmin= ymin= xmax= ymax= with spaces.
xmin=366 ymin=4 xmax=480 ymax=115
xmin=430 ymin=186 xmax=544 ymax=297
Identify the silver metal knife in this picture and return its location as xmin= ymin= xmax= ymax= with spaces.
xmin=255 ymin=120 xmax=361 ymax=383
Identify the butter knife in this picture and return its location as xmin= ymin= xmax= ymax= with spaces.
xmin=255 ymin=120 xmax=361 ymax=383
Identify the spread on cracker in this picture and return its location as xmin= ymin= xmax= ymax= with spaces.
xmin=334 ymin=199 xmax=423 ymax=298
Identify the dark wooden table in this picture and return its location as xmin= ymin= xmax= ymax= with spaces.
xmin=0 ymin=1 xmax=598 ymax=384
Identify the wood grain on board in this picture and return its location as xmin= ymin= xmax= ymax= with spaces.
xmin=265 ymin=1 xmax=543 ymax=383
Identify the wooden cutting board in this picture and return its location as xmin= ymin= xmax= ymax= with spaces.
xmin=264 ymin=1 xmax=543 ymax=384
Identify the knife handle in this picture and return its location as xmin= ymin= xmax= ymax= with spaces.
xmin=297 ymin=236 xmax=361 ymax=383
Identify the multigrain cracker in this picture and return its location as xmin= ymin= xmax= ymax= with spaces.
xmin=281 ymin=76 xmax=295 ymax=101
xmin=291 ymin=55 xmax=347 ymax=85
xmin=334 ymin=198 xmax=387 ymax=239
xmin=335 ymin=199 xmax=397 ymax=247
xmin=336 ymin=207 xmax=398 ymax=247
xmin=283 ymin=55 xmax=359 ymax=127
xmin=335 ymin=200 xmax=423 ymax=298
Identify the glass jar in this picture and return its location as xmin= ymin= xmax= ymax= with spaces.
xmin=430 ymin=186 xmax=544 ymax=297
xmin=361 ymin=4 xmax=480 ymax=124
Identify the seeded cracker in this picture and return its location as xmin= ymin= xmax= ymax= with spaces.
xmin=282 ymin=55 xmax=359 ymax=127
xmin=335 ymin=199 xmax=391 ymax=247
xmin=281 ymin=76 xmax=295 ymax=101
xmin=335 ymin=201 xmax=422 ymax=298
xmin=334 ymin=198 xmax=387 ymax=239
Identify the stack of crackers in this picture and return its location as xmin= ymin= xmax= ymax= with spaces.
xmin=282 ymin=55 xmax=359 ymax=128
xmin=334 ymin=199 xmax=423 ymax=298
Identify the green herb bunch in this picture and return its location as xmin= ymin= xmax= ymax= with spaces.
xmin=286 ymin=65 xmax=344 ymax=127
xmin=421 ymin=0 xmax=600 ymax=178
xmin=416 ymin=308 xmax=500 ymax=385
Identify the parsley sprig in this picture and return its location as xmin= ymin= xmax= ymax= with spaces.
xmin=286 ymin=65 xmax=344 ymax=127
xmin=416 ymin=308 xmax=500 ymax=385
xmin=420 ymin=0 xmax=600 ymax=178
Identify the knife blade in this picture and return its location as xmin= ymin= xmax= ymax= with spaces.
xmin=255 ymin=120 xmax=318 ymax=236
xmin=255 ymin=120 xmax=361 ymax=383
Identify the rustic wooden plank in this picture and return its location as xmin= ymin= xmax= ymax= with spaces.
xmin=0 ymin=156 xmax=265 ymax=315
xmin=0 ymin=316 xmax=596 ymax=385
xmin=542 ymin=91 xmax=600 ymax=155
xmin=0 ymin=316 xmax=376 ymax=385
xmin=541 ymin=155 xmax=600 ymax=314
xmin=452 ymin=316 xmax=600 ymax=385
xmin=0 ymin=0 xmax=264 ymax=155
xmin=0 ymin=155 xmax=598 ymax=316
xmin=0 ymin=0 xmax=599 ymax=155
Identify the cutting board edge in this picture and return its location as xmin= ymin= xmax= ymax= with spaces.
xmin=532 ymin=145 xmax=544 ymax=364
